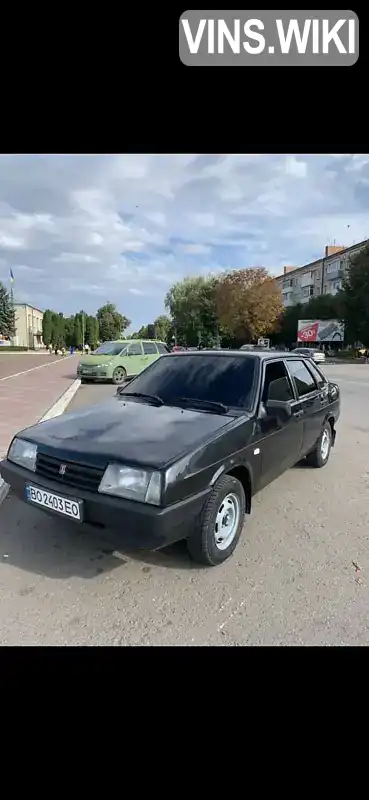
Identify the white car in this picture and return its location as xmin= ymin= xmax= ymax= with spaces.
xmin=292 ymin=347 xmax=326 ymax=364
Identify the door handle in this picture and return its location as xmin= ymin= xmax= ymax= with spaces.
xmin=293 ymin=409 xmax=303 ymax=418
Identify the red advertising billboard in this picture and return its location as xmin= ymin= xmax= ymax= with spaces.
xmin=297 ymin=319 xmax=344 ymax=343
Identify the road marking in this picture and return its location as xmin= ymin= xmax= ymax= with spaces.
xmin=0 ymin=355 xmax=75 ymax=382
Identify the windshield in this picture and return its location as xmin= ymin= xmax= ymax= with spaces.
xmin=119 ymin=354 xmax=258 ymax=411
xmin=93 ymin=342 xmax=127 ymax=356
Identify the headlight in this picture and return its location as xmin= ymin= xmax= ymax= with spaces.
xmin=98 ymin=464 xmax=162 ymax=505
xmin=8 ymin=437 xmax=37 ymax=472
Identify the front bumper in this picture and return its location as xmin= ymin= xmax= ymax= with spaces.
xmin=0 ymin=459 xmax=210 ymax=551
xmin=77 ymin=370 xmax=110 ymax=380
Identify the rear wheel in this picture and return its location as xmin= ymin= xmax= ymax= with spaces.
xmin=112 ymin=366 xmax=127 ymax=385
xmin=306 ymin=421 xmax=332 ymax=468
xmin=80 ymin=378 xmax=90 ymax=384
xmin=187 ymin=474 xmax=246 ymax=566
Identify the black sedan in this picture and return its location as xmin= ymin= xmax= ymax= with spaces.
xmin=0 ymin=350 xmax=340 ymax=567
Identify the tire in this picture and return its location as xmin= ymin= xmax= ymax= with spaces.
xmin=80 ymin=378 xmax=89 ymax=384
xmin=305 ymin=421 xmax=332 ymax=468
xmin=112 ymin=366 xmax=127 ymax=385
xmin=187 ymin=474 xmax=246 ymax=566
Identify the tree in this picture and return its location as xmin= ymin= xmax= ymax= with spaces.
xmin=74 ymin=315 xmax=83 ymax=348
xmin=165 ymin=276 xmax=219 ymax=347
xmin=132 ymin=325 xmax=148 ymax=339
xmin=96 ymin=303 xmax=131 ymax=342
xmin=64 ymin=316 xmax=75 ymax=348
xmin=305 ymin=293 xmax=345 ymax=321
xmin=0 ymin=282 xmax=15 ymax=339
xmin=269 ymin=303 xmax=306 ymax=347
xmin=85 ymin=315 xmax=99 ymax=349
xmin=339 ymin=246 xmax=369 ymax=344
xmin=216 ymin=268 xmax=283 ymax=344
xmin=42 ymin=309 xmax=53 ymax=346
xmin=153 ymin=314 xmax=171 ymax=343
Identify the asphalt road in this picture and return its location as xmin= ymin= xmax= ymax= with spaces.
xmin=1 ymin=364 xmax=369 ymax=646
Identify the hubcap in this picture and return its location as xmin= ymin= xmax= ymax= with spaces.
xmin=321 ymin=428 xmax=330 ymax=460
xmin=214 ymin=493 xmax=241 ymax=551
xmin=114 ymin=369 xmax=124 ymax=381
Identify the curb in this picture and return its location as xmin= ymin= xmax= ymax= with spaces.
xmin=0 ymin=378 xmax=81 ymax=507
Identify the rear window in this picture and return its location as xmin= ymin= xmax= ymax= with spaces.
xmin=121 ymin=353 xmax=258 ymax=410
xmin=157 ymin=343 xmax=169 ymax=354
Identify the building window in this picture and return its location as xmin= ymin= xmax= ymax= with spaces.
xmin=325 ymin=259 xmax=340 ymax=275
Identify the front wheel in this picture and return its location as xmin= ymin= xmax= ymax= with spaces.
xmin=187 ymin=474 xmax=246 ymax=566
xmin=112 ymin=366 xmax=127 ymax=385
xmin=305 ymin=422 xmax=332 ymax=468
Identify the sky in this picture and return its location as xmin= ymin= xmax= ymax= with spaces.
xmin=1 ymin=153 xmax=369 ymax=331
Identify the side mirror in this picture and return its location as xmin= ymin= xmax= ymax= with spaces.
xmin=266 ymin=399 xmax=292 ymax=419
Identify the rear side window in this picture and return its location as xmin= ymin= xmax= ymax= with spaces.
xmin=128 ymin=343 xmax=143 ymax=356
xmin=143 ymin=342 xmax=158 ymax=354
xmin=157 ymin=343 xmax=169 ymax=354
xmin=287 ymin=360 xmax=317 ymax=397
xmin=305 ymin=361 xmax=326 ymax=388
xmin=262 ymin=361 xmax=294 ymax=404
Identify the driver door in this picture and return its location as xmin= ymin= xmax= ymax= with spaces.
xmin=255 ymin=359 xmax=304 ymax=491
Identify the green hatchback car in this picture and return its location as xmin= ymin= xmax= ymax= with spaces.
xmin=77 ymin=339 xmax=169 ymax=385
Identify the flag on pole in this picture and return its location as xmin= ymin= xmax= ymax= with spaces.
xmin=9 ymin=268 xmax=15 ymax=284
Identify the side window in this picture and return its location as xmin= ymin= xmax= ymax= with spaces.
xmin=262 ymin=361 xmax=294 ymax=404
xmin=157 ymin=343 xmax=169 ymax=354
xmin=305 ymin=361 xmax=326 ymax=388
xmin=128 ymin=343 xmax=142 ymax=356
xmin=143 ymin=342 xmax=158 ymax=354
xmin=287 ymin=360 xmax=317 ymax=397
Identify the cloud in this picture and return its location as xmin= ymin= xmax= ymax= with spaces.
xmin=0 ymin=154 xmax=368 ymax=328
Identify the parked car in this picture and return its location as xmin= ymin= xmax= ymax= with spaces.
xmin=76 ymin=339 xmax=169 ymax=385
xmin=1 ymin=350 xmax=340 ymax=567
xmin=291 ymin=347 xmax=326 ymax=364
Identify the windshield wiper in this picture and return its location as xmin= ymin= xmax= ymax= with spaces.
xmin=118 ymin=391 xmax=164 ymax=406
xmin=172 ymin=397 xmax=228 ymax=414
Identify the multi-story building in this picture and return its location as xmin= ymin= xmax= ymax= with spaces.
xmin=13 ymin=303 xmax=44 ymax=349
xmin=275 ymin=239 xmax=369 ymax=307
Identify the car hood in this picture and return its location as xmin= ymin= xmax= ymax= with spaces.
xmin=20 ymin=398 xmax=236 ymax=470
xmin=78 ymin=355 xmax=115 ymax=366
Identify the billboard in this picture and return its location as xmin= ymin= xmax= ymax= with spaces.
xmin=297 ymin=319 xmax=344 ymax=343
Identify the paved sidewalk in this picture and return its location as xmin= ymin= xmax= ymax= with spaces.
xmin=0 ymin=355 xmax=79 ymax=456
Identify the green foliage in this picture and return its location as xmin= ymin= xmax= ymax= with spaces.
xmin=85 ymin=314 xmax=99 ymax=349
xmin=341 ymin=244 xmax=369 ymax=345
xmin=42 ymin=309 xmax=53 ymax=346
xmin=96 ymin=303 xmax=131 ymax=342
xmin=153 ymin=314 xmax=171 ymax=343
xmin=131 ymin=325 xmax=148 ymax=339
xmin=0 ymin=282 xmax=16 ymax=339
xmin=165 ymin=275 xmax=219 ymax=347
xmin=0 ymin=345 xmax=29 ymax=351
xmin=74 ymin=315 xmax=83 ymax=348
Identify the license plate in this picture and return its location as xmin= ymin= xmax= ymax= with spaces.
xmin=25 ymin=484 xmax=83 ymax=521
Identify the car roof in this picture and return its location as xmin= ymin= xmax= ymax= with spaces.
xmin=164 ymin=349 xmax=305 ymax=361
xmin=109 ymin=339 xmax=166 ymax=344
